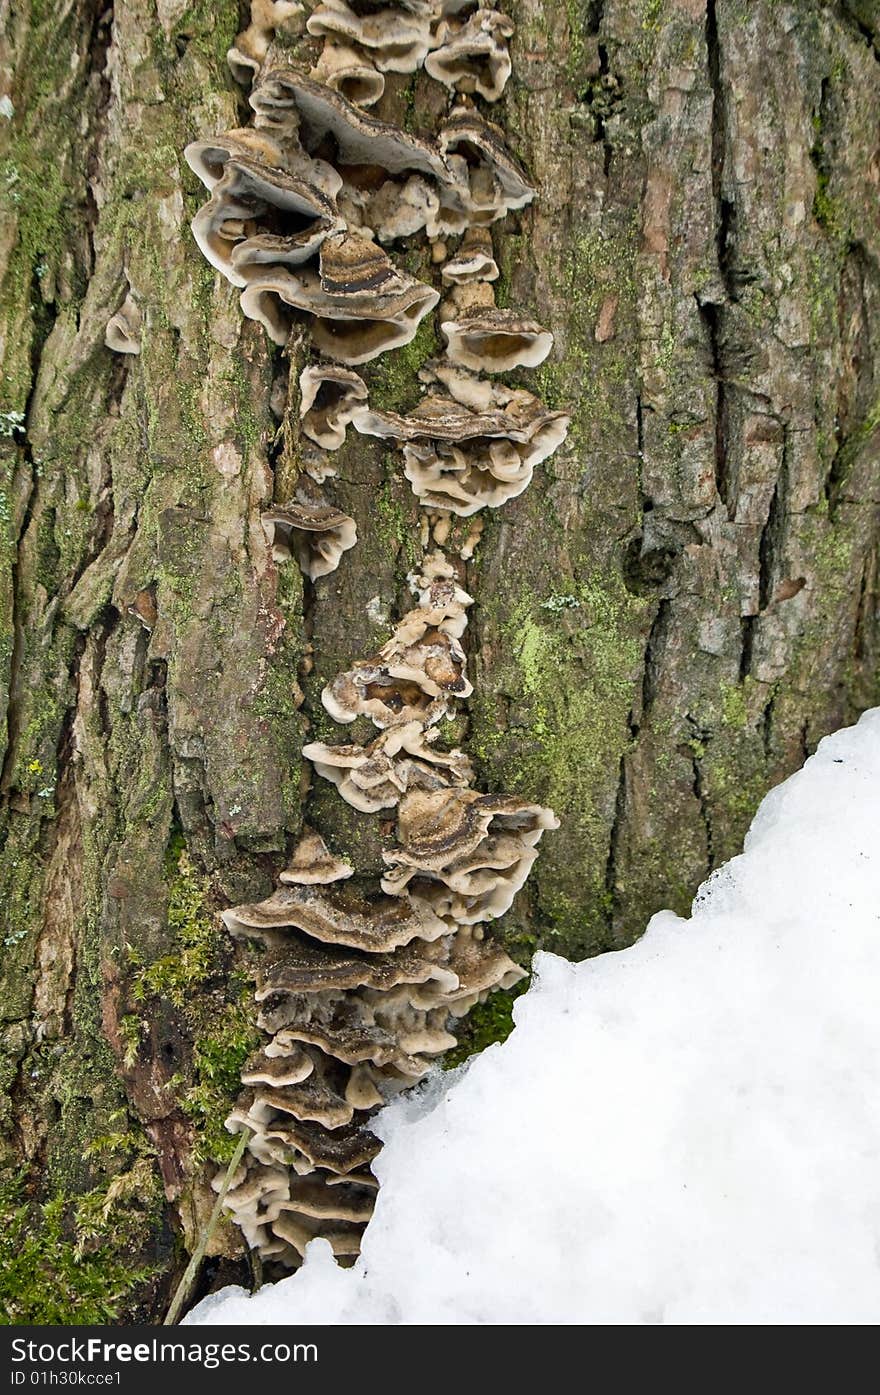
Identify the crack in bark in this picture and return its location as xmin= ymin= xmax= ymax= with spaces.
xmin=603 ymin=751 xmax=626 ymax=936
xmin=704 ymin=0 xmax=736 ymax=515
xmin=687 ymin=728 xmax=714 ymax=874
xmin=834 ymin=2 xmax=880 ymax=61
xmin=640 ymin=596 xmax=671 ymax=721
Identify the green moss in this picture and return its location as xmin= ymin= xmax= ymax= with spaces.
xmin=720 ymin=679 xmax=749 ymax=729
xmin=444 ymin=979 xmax=530 ymax=1068
xmin=178 ymin=1006 xmax=262 ymax=1164
xmin=472 ymin=573 xmax=646 ymax=951
xmin=367 ymin=315 xmax=439 ymax=412
xmin=0 ymin=1173 xmax=155 ymax=1325
xmin=132 ymin=845 xmax=222 ymax=1007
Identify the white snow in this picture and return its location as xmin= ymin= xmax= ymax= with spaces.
xmin=189 ymin=709 xmax=880 ymax=1326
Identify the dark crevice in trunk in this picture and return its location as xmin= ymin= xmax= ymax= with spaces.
xmin=741 ymin=421 xmax=789 ymax=681
xmin=688 ymin=736 xmax=714 ymax=873
xmin=738 ymin=617 xmax=755 ymax=684
xmin=596 ymin=45 xmax=613 ymax=178
xmin=704 ymin=0 xmax=736 ymax=514
xmin=701 ymin=299 xmax=729 ymax=509
xmin=586 ymin=1 xmax=604 ymax=35
xmin=641 ymin=597 xmax=671 ymax=720
xmin=84 ymin=0 xmax=115 ymax=252
xmin=603 ymin=752 xmax=626 ymax=937
xmin=836 ymin=2 xmax=880 ymax=61
xmin=760 ymin=690 xmax=775 ymax=759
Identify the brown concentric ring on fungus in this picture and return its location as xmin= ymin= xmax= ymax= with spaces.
xmin=253 ymin=934 xmax=462 ymax=998
xmin=105 ymin=292 xmax=142 ymax=355
xmin=189 ymin=157 xmax=343 ymax=288
xmin=307 ymin=1 xmax=434 ymax=72
xmin=441 ymin=225 xmax=499 ymax=283
xmin=438 ymin=107 xmax=536 ymax=224
xmin=184 ymin=129 xmax=292 ymax=189
xmin=222 ymin=881 xmax=449 ymax=951
xmin=250 ymin=68 xmax=451 ymax=181
xmin=262 ymin=495 xmax=357 ymax=580
xmin=304 ymin=720 xmax=473 ymax=812
xmin=425 ymin=8 xmax=514 ymax=101
xmin=240 ymin=232 xmax=439 ymax=359
xmin=389 ymin=787 xmax=560 ymax=869
xmin=440 ymin=307 xmax=554 ymax=372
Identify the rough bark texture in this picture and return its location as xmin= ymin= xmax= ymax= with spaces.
xmin=0 ymin=0 xmax=878 ymax=1320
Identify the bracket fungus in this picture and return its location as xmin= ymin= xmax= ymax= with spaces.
xmin=227 ymin=0 xmax=305 ymax=86
xmin=299 ymin=364 xmax=368 ymax=449
xmin=439 ymin=108 xmax=536 ymax=225
xmin=309 ymin=41 xmax=386 ymax=107
xmin=262 ymin=493 xmax=357 ymax=581
xmin=441 ymin=307 xmax=554 ymax=372
xmin=104 ymin=292 xmax=142 ymax=355
xmin=185 ymin=10 xmax=570 ymax=1275
xmin=240 ymin=231 xmax=439 ymax=360
xmin=351 ymin=388 xmax=569 ymax=514
xmin=441 ymin=225 xmax=499 ymax=283
xmin=306 ymin=1 xmax=435 ymax=74
xmin=188 ymin=154 xmax=343 ymax=287
xmin=304 ymin=720 xmax=473 ymax=813
xmin=425 ymin=8 xmax=514 ymax=101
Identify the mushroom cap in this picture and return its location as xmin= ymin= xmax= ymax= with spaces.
xmin=184 ymin=129 xmax=290 ymax=189
xmin=190 ymin=156 xmax=342 ymax=290
xmin=105 ymin=293 xmax=142 ymax=355
xmin=277 ymin=1175 xmax=375 ymax=1222
xmin=241 ymin=1046 xmax=315 ymax=1086
xmin=307 ymin=0 xmax=433 ymax=73
xmin=441 ymin=225 xmax=499 ymax=283
xmin=305 ymin=721 xmax=473 ymax=813
xmin=389 ymin=787 xmax=560 ymax=869
xmin=441 ymin=307 xmax=554 ymax=372
xmin=437 ymin=108 xmax=536 ymax=226
xmin=222 ymin=881 xmax=450 ymax=951
xmin=262 ymin=496 xmax=357 ymax=581
xmin=250 ymin=67 xmax=450 ymax=181
xmin=256 ymin=1079 xmax=355 ymax=1130
xmin=227 ymin=0 xmax=304 ymax=86
xmin=310 ymin=41 xmax=386 ymax=108
xmin=425 ymin=8 xmax=515 ymax=102
xmin=279 ymin=827 xmax=354 ymax=885
xmin=299 ymin=364 xmax=368 ymax=450
xmin=270 ymin=1211 xmax=365 ymax=1258
xmin=240 ymin=237 xmax=439 ymax=361
xmin=262 ymin=1116 xmax=381 ymax=1173
xmin=253 ymin=934 xmax=461 ymax=998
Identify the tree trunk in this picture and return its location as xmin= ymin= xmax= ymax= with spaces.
xmin=1 ymin=0 xmax=878 ymax=1321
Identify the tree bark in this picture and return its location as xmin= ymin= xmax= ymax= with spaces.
xmin=0 ymin=0 xmax=878 ymax=1320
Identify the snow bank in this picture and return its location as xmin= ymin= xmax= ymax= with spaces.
xmin=189 ymin=709 xmax=880 ymax=1325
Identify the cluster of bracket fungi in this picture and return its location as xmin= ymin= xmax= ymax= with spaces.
xmin=179 ymin=0 xmax=569 ymax=1272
